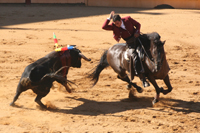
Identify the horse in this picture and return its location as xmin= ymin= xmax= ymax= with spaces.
xmin=88 ymin=32 xmax=173 ymax=105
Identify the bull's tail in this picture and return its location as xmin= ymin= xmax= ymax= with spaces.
xmin=88 ymin=50 xmax=109 ymax=87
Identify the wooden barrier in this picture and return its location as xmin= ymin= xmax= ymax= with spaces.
xmin=0 ymin=0 xmax=199 ymax=9
xmin=86 ymin=0 xmax=200 ymax=9
xmin=0 ymin=0 xmax=84 ymax=4
xmin=31 ymin=0 xmax=84 ymax=3
xmin=0 ymin=0 xmax=24 ymax=3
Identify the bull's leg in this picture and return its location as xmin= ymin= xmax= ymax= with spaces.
xmin=147 ymin=75 xmax=162 ymax=105
xmin=162 ymin=74 xmax=173 ymax=95
xmin=10 ymin=83 xmax=26 ymax=106
xmin=44 ymin=74 xmax=71 ymax=93
xmin=33 ymin=85 xmax=51 ymax=109
xmin=35 ymin=94 xmax=47 ymax=109
xmin=53 ymin=74 xmax=71 ymax=93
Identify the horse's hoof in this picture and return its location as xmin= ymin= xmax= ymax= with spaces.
xmin=136 ymin=87 xmax=143 ymax=93
xmin=160 ymin=87 xmax=169 ymax=95
xmin=152 ymin=98 xmax=159 ymax=105
xmin=126 ymin=84 xmax=132 ymax=90
xmin=162 ymin=90 xmax=169 ymax=95
xmin=160 ymin=87 xmax=164 ymax=92
xmin=143 ymin=81 xmax=150 ymax=88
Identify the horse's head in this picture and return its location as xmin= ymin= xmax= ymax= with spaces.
xmin=69 ymin=48 xmax=91 ymax=68
xmin=148 ymin=32 xmax=166 ymax=72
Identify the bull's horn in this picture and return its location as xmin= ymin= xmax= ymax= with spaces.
xmin=79 ymin=53 xmax=91 ymax=61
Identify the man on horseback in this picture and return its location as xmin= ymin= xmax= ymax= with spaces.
xmin=102 ymin=11 xmax=150 ymax=87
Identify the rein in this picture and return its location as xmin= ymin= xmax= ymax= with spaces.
xmin=137 ymin=38 xmax=154 ymax=64
xmin=137 ymin=38 xmax=164 ymax=68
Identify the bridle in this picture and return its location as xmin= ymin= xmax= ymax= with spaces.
xmin=137 ymin=38 xmax=164 ymax=68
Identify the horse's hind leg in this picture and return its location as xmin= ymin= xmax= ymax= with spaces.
xmin=162 ymin=74 xmax=173 ymax=95
xmin=117 ymin=74 xmax=143 ymax=93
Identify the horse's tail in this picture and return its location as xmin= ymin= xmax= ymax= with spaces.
xmin=88 ymin=50 xmax=109 ymax=87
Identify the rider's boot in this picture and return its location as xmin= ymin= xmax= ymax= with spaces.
xmin=134 ymin=54 xmax=150 ymax=88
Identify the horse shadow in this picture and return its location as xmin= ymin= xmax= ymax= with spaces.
xmin=49 ymin=96 xmax=200 ymax=116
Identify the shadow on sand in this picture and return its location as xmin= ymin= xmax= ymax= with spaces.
xmin=46 ymin=96 xmax=200 ymax=116
xmin=0 ymin=4 xmax=166 ymax=29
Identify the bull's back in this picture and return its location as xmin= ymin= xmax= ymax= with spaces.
xmin=20 ymin=52 xmax=59 ymax=82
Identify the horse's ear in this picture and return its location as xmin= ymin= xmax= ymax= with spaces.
xmin=162 ymin=40 xmax=166 ymax=46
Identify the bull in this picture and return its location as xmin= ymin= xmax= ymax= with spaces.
xmin=10 ymin=48 xmax=91 ymax=108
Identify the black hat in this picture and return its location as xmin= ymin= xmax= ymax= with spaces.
xmin=113 ymin=15 xmax=121 ymax=22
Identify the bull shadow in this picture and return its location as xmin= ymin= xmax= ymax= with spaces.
xmin=49 ymin=96 xmax=200 ymax=116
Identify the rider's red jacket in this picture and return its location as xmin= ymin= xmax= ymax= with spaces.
xmin=102 ymin=16 xmax=141 ymax=42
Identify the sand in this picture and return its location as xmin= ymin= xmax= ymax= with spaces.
xmin=0 ymin=4 xmax=200 ymax=133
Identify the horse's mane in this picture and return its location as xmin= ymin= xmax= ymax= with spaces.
xmin=146 ymin=32 xmax=161 ymax=41
xmin=137 ymin=32 xmax=161 ymax=50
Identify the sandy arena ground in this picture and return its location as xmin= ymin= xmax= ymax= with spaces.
xmin=0 ymin=4 xmax=200 ymax=133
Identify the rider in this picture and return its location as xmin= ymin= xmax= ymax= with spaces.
xmin=102 ymin=11 xmax=150 ymax=87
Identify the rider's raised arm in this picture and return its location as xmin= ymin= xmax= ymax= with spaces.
xmin=102 ymin=11 xmax=115 ymax=30
xmin=102 ymin=18 xmax=114 ymax=30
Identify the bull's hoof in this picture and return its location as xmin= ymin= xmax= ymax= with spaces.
xmin=64 ymin=85 xmax=72 ymax=93
xmin=67 ymin=89 xmax=72 ymax=93
xmin=152 ymin=98 xmax=159 ymax=105
xmin=37 ymin=104 xmax=47 ymax=110
xmin=10 ymin=102 xmax=15 ymax=106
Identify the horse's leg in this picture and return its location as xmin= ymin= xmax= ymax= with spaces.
xmin=117 ymin=72 xmax=143 ymax=93
xmin=147 ymin=75 xmax=162 ymax=105
xmin=162 ymin=74 xmax=173 ymax=95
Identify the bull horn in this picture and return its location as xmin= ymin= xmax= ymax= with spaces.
xmin=79 ymin=53 xmax=91 ymax=61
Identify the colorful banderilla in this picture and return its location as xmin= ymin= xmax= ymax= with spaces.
xmin=53 ymin=32 xmax=75 ymax=52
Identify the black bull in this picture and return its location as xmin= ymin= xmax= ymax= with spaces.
xmin=10 ymin=48 xmax=91 ymax=108
xmin=89 ymin=32 xmax=173 ymax=105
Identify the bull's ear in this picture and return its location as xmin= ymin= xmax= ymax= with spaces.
xmin=162 ymin=40 xmax=166 ymax=46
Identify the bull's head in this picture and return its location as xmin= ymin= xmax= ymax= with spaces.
xmin=70 ymin=48 xmax=91 ymax=68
